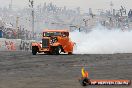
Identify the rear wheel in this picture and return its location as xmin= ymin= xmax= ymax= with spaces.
xmin=32 ymin=46 xmax=38 ymax=55
xmin=68 ymin=52 xmax=73 ymax=55
xmin=52 ymin=46 xmax=61 ymax=55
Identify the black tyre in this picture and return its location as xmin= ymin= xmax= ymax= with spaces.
xmin=32 ymin=46 xmax=38 ymax=55
xmin=52 ymin=46 xmax=61 ymax=55
xmin=68 ymin=52 xmax=73 ymax=55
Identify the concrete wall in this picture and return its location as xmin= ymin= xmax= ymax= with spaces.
xmin=0 ymin=38 xmax=33 ymax=51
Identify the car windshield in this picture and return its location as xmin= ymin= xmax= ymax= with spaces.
xmin=43 ymin=32 xmax=61 ymax=37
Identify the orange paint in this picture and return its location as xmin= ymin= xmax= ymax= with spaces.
xmin=32 ymin=29 xmax=75 ymax=55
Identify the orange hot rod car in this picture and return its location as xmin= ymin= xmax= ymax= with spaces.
xmin=32 ymin=29 xmax=75 ymax=55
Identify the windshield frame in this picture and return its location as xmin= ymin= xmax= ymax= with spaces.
xmin=43 ymin=32 xmax=61 ymax=37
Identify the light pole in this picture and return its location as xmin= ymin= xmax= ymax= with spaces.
xmin=83 ymin=19 xmax=89 ymax=27
xmin=110 ymin=1 xmax=113 ymax=14
xmin=29 ymin=0 xmax=34 ymax=39
xmin=16 ymin=16 xmax=19 ymax=38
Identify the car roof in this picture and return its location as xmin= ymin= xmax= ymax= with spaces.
xmin=43 ymin=29 xmax=69 ymax=32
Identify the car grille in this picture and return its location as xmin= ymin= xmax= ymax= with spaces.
xmin=42 ymin=39 xmax=49 ymax=48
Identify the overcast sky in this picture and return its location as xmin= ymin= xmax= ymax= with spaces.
xmin=0 ymin=0 xmax=131 ymax=12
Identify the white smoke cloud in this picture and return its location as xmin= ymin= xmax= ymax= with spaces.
xmin=70 ymin=26 xmax=132 ymax=54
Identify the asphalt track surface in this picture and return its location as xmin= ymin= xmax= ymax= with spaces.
xmin=0 ymin=51 xmax=132 ymax=88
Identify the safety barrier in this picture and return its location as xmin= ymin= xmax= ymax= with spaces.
xmin=0 ymin=38 xmax=34 ymax=51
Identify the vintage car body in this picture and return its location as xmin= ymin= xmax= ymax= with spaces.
xmin=32 ymin=29 xmax=74 ymax=55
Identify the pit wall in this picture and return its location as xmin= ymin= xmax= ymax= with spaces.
xmin=0 ymin=38 xmax=34 ymax=51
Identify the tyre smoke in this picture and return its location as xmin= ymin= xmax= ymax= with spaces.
xmin=70 ymin=26 xmax=132 ymax=54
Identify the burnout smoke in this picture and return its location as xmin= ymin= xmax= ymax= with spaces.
xmin=70 ymin=26 xmax=132 ymax=54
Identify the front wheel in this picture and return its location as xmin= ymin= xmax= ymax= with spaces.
xmin=32 ymin=46 xmax=38 ymax=55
